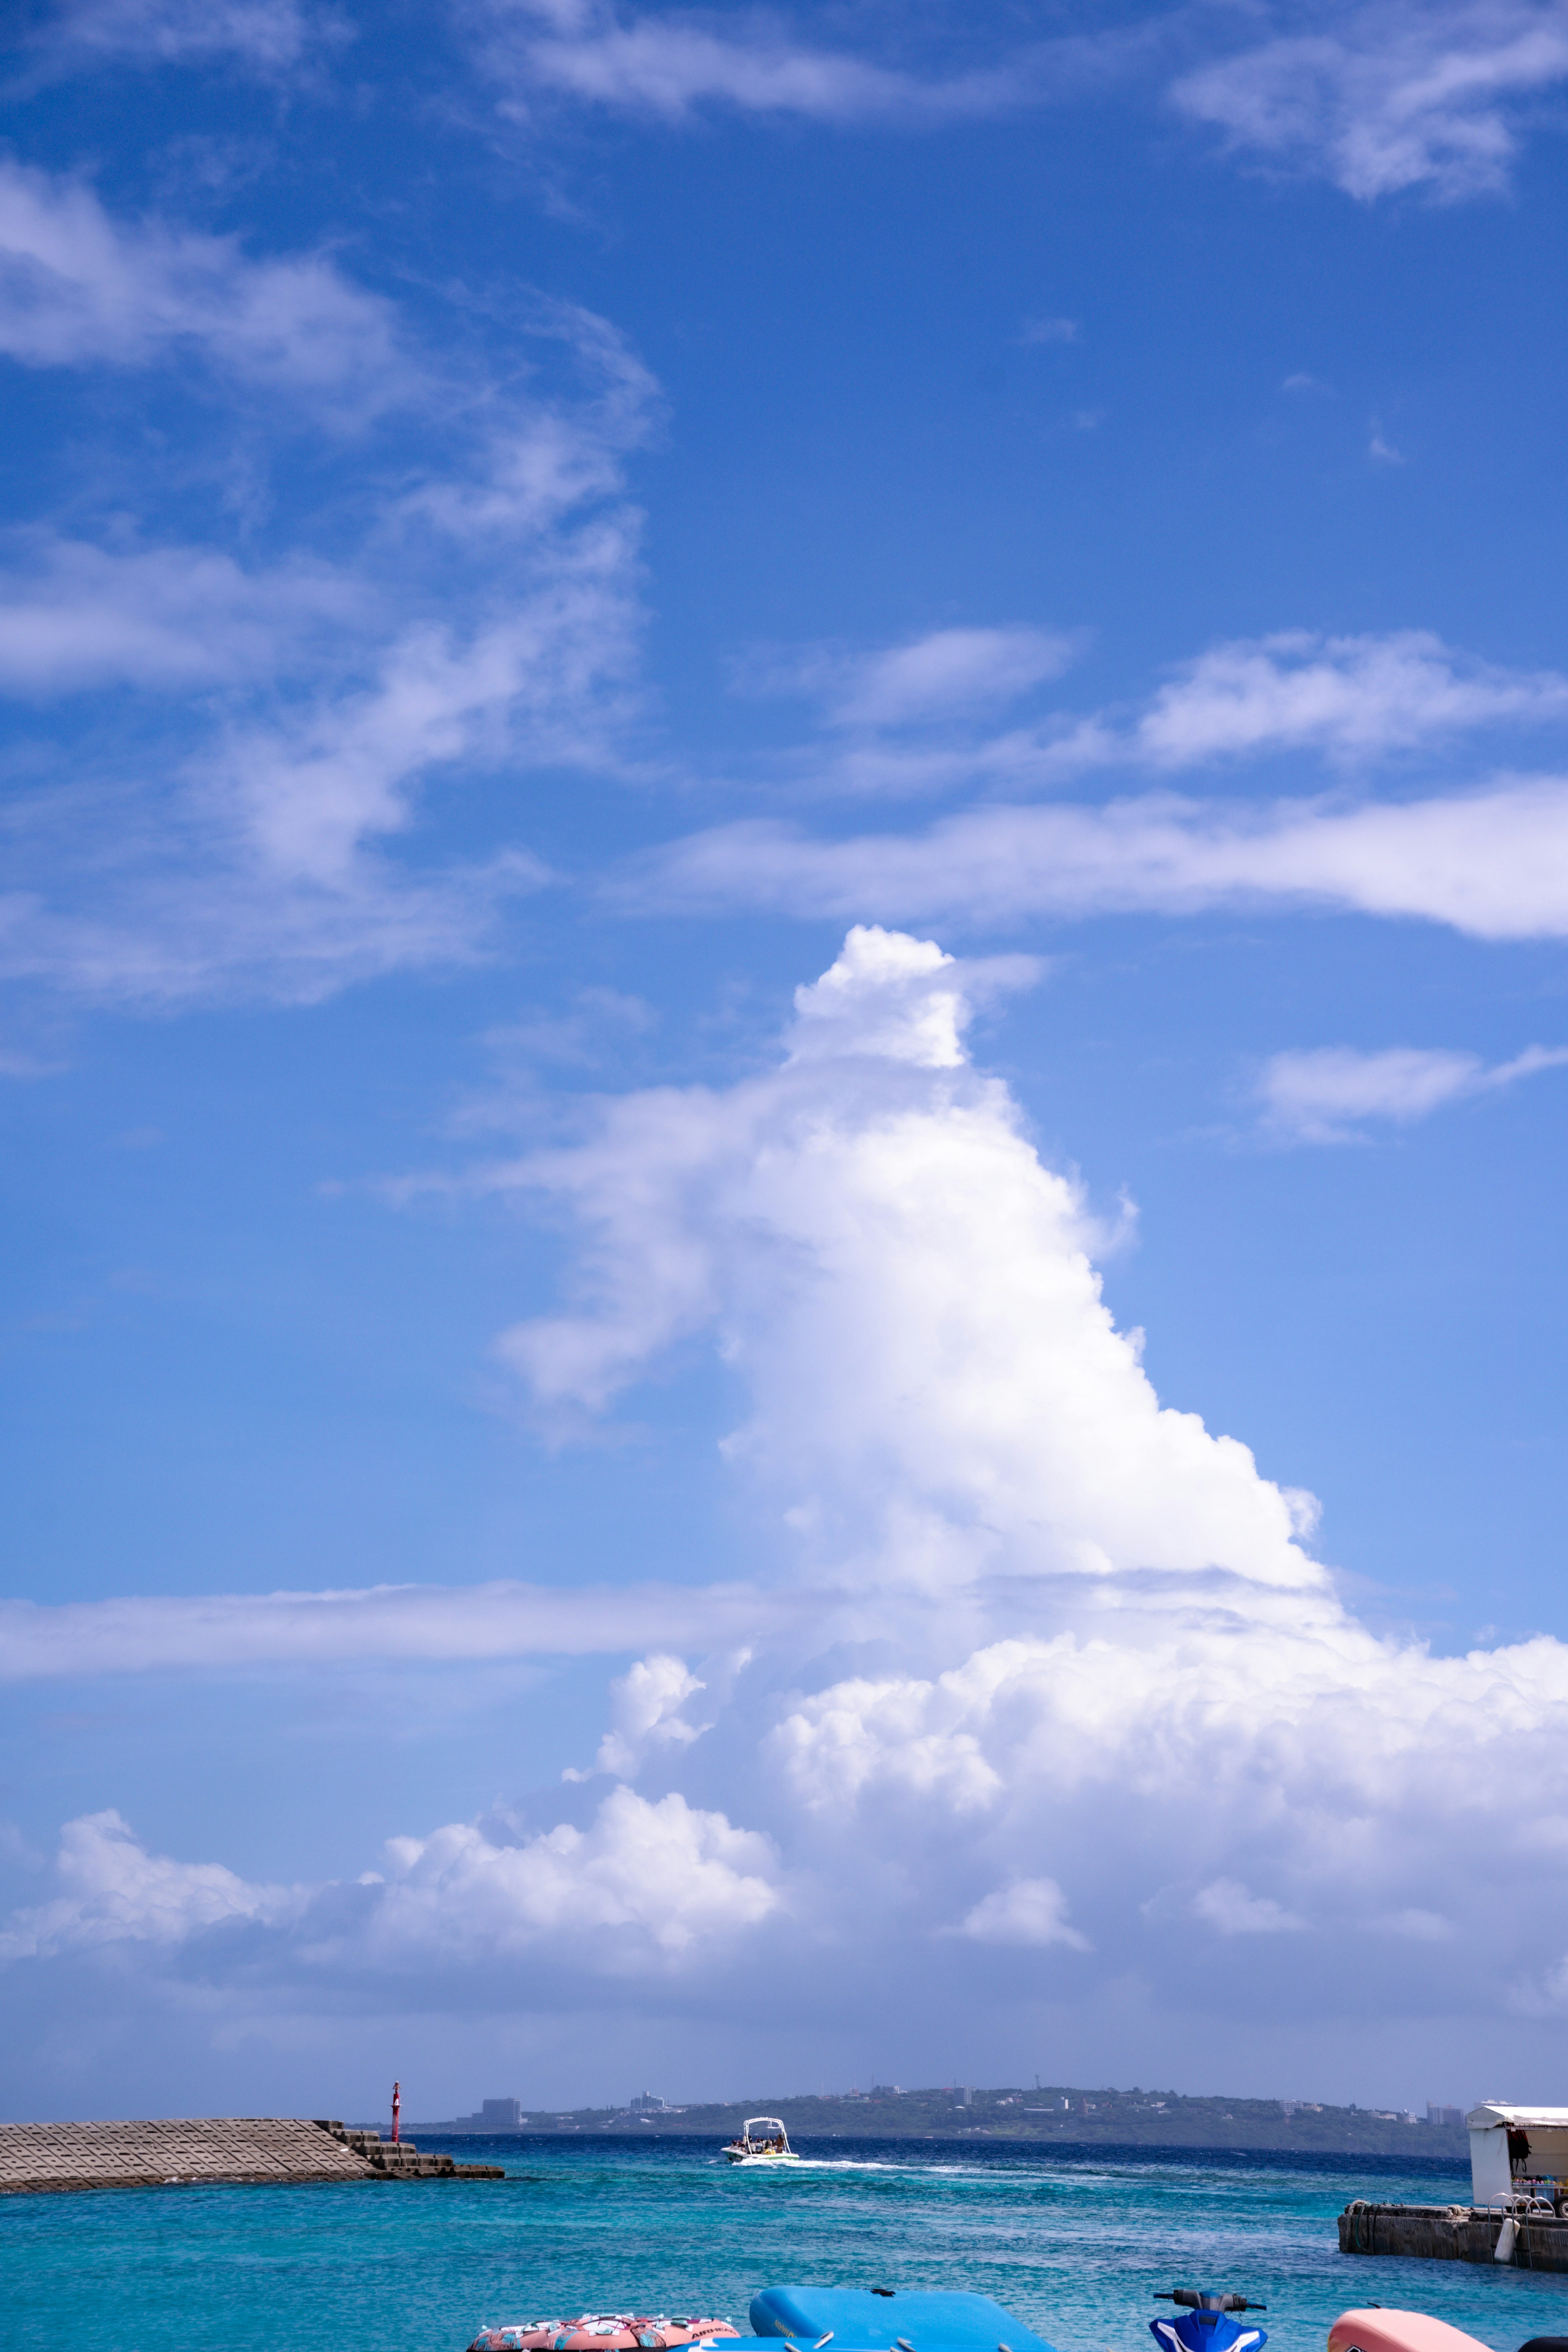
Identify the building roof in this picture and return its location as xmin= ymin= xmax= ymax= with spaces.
xmin=1467 ymin=2104 xmax=1568 ymax=2129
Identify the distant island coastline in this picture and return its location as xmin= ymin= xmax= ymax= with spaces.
xmin=404 ymin=2082 xmax=1472 ymax=2158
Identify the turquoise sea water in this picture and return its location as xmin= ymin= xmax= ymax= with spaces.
xmin=6 ymin=2136 xmax=1567 ymax=2352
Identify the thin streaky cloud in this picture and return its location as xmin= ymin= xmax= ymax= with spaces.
xmin=1256 ymin=1040 xmax=1568 ymax=1142
xmin=0 ymin=1579 xmax=804 ymax=1680
xmin=463 ymin=1 xmax=1568 ymax=209
xmin=471 ymin=1 xmax=1151 ymax=129
xmin=0 ymin=535 xmax=369 ymax=694
xmin=18 ymin=0 xmax=334 ymax=77
xmin=0 ymin=844 xmax=552 ymax=1010
xmin=626 ymin=777 xmax=1568 ymax=941
xmin=760 ymin=624 xmax=1082 ymax=730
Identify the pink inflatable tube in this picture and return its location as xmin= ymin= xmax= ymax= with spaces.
xmin=1328 ymin=2313 xmax=1494 ymax=2352
xmin=470 ymin=2317 xmax=741 ymax=2352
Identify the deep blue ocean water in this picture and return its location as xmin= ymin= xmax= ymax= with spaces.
xmin=6 ymin=2135 xmax=1566 ymax=2352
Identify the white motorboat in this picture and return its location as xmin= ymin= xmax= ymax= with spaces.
xmin=722 ymin=2117 xmax=800 ymax=2165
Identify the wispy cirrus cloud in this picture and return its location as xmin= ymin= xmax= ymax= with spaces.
xmin=24 ymin=0 xmax=1568 ymax=222
xmin=0 ymin=533 xmax=368 ymax=692
xmin=464 ymin=0 xmax=1568 ymax=207
xmin=18 ymin=0 xmax=336 ymax=78
xmin=759 ymin=624 xmax=1081 ymax=731
xmin=210 ymin=575 xmax=644 ymax=893
xmin=468 ymin=0 xmax=1143 ymax=129
xmin=1255 ymin=1040 xmax=1568 ymax=1141
xmin=648 ymin=624 xmax=1568 ymax=961
xmin=737 ymin=626 xmax=1568 ymax=802
xmin=1172 ymin=0 xmax=1568 ymax=203
xmin=0 ymin=160 xmax=405 ymax=410
xmin=0 ymin=557 xmax=641 ymax=1006
xmin=0 ymin=176 xmax=658 ymax=1007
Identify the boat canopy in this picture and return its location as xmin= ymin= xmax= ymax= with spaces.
xmin=1467 ymin=2104 xmax=1568 ymax=2203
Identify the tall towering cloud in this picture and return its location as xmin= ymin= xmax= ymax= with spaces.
xmin=497 ymin=927 xmax=1321 ymax=1605
xmin=15 ymin=930 xmax=1568 ymax=2073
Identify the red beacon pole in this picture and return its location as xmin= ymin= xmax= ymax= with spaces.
xmin=392 ymin=2080 xmax=401 ymax=2146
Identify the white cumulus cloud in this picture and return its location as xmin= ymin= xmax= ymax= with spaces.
xmin=959 ymin=1877 xmax=1091 ymax=1949
xmin=371 ymin=1785 xmax=780 ymax=1960
xmin=592 ymin=1653 xmax=710 ymax=1778
xmin=1191 ymin=1878 xmax=1305 ymax=1935
xmin=480 ymin=930 xmax=1568 ymax=2027
xmin=494 ymin=926 xmax=1322 ymax=1607
xmin=1 ymin=1789 xmax=782 ymax=1972
xmin=20 ymin=930 xmax=1568 ymax=2058
xmin=0 ymin=1809 xmax=300 ymax=1959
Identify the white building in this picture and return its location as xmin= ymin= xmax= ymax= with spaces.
xmin=1466 ymin=2102 xmax=1568 ymax=2203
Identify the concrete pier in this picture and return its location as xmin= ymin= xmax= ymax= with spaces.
xmin=0 ymin=2117 xmax=504 ymax=2195
xmin=1339 ymin=2201 xmax=1568 ymax=2271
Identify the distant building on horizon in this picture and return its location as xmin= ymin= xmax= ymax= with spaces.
xmin=1428 ymin=2103 xmax=1464 ymax=2127
xmin=419 ymin=2096 xmax=526 ymax=2131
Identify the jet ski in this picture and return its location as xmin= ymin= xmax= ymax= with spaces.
xmin=1150 ymin=2288 xmax=1267 ymax=2352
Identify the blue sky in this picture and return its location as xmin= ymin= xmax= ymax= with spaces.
xmin=6 ymin=0 xmax=1568 ymax=2124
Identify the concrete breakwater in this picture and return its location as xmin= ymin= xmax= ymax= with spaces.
xmin=0 ymin=2117 xmax=504 ymax=2195
xmin=1339 ymin=2202 xmax=1568 ymax=2271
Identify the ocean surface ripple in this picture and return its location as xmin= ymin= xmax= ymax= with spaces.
xmin=5 ymin=2134 xmax=1563 ymax=2352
